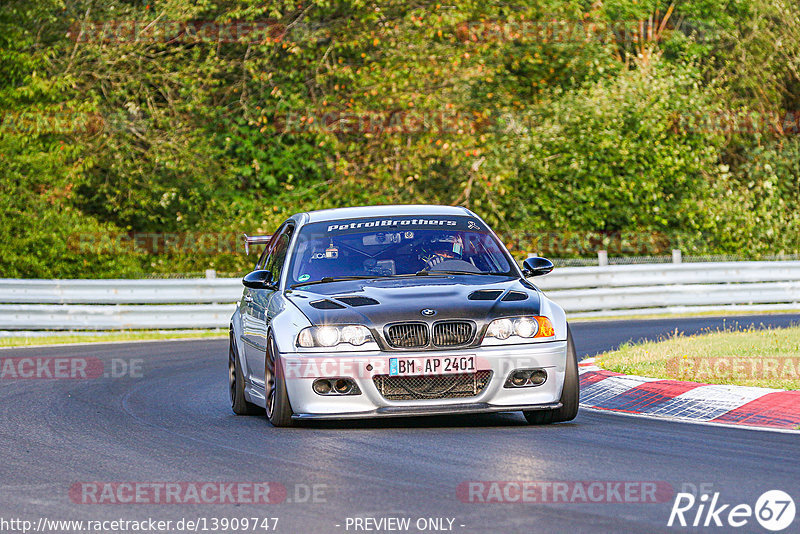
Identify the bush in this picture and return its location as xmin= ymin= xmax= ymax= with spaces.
xmin=484 ymin=59 xmax=728 ymax=256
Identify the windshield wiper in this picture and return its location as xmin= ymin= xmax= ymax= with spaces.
xmin=290 ymin=275 xmax=380 ymax=288
xmin=378 ymin=270 xmax=507 ymax=277
xmin=418 ymin=270 xmax=510 ymax=276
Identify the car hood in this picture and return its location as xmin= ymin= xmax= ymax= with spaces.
xmin=285 ymin=275 xmax=541 ymax=329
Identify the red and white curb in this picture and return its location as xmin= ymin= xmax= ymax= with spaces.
xmin=578 ymin=358 xmax=800 ymax=431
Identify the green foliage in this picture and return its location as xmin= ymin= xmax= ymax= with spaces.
xmin=486 ymin=60 xmax=728 ymax=254
xmin=1 ymin=0 xmax=800 ymax=276
xmin=706 ymin=138 xmax=800 ymax=254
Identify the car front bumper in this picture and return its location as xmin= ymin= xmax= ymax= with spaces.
xmin=277 ymin=341 xmax=569 ymax=419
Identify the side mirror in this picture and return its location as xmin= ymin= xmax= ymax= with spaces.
xmin=522 ymin=257 xmax=554 ymax=277
xmin=242 ymin=269 xmax=277 ymax=290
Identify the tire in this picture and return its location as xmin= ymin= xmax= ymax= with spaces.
xmin=265 ymin=332 xmax=294 ymax=427
xmin=229 ymin=333 xmax=262 ymax=415
xmin=524 ymin=325 xmax=579 ymax=425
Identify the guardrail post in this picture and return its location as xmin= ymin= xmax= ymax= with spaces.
xmin=597 ymin=250 xmax=608 ymax=266
xmin=672 ymin=249 xmax=682 ymax=264
xmin=205 ymin=269 xmax=217 ymax=279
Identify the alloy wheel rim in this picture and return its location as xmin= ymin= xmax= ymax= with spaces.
xmin=228 ymin=357 xmax=236 ymax=406
xmin=265 ymin=338 xmax=276 ymax=417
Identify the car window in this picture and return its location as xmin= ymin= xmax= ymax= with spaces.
xmin=256 ymin=245 xmax=271 ymax=270
xmin=254 ymin=230 xmax=282 ymax=270
xmin=265 ymin=226 xmax=293 ymax=283
xmin=287 ymin=215 xmax=515 ymax=285
xmin=255 ymin=222 xmax=289 ymax=270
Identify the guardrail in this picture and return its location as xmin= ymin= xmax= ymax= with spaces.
xmin=2 ymin=261 xmax=800 ymax=329
xmin=0 ymin=279 xmax=240 ymax=329
xmin=534 ymin=261 xmax=800 ymax=317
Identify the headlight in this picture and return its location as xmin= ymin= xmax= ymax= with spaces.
xmin=297 ymin=325 xmax=374 ymax=348
xmin=341 ymin=325 xmax=368 ymax=346
xmin=486 ymin=318 xmax=514 ymax=340
xmin=483 ymin=316 xmax=555 ymax=345
xmin=513 ymin=317 xmax=538 ymax=338
xmin=316 ymin=326 xmax=340 ymax=347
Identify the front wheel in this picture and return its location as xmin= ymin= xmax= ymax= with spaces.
xmin=265 ymin=332 xmax=295 ymax=427
xmin=524 ymin=325 xmax=579 ymax=425
xmin=229 ymin=335 xmax=262 ymax=415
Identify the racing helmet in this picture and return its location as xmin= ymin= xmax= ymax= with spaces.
xmin=422 ymin=233 xmax=465 ymax=265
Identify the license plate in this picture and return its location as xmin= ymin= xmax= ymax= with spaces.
xmin=389 ymin=356 xmax=476 ymax=376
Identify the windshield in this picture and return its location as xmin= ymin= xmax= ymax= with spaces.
xmin=287 ymin=215 xmax=516 ymax=286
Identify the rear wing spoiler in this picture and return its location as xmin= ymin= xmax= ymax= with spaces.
xmin=243 ymin=233 xmax=272 ymax=254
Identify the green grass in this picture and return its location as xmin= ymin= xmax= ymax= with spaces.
xmin=0 ymin=330 xmax=226 ymax=348
xmin=597 ymin=324 xmax=800 ymax=390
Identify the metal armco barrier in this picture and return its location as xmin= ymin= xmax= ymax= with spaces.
xmin=1 ymin=261 xmax=800 ymax=329
xmin=535 ymin=261 xmax=800 ymax=317
xmin=0 ymin=304 xmax=233 ymax=330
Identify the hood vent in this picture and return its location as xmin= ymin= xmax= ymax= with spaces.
xmin=335 ymin=295 xmax=380 ymax=307
xmin=501 ymin=291 xmax=528 ymax=301
xmin=468 ymin=290 xmax=504 ymax=301
xmin=310 ymin=299 xmax=346 ymax=310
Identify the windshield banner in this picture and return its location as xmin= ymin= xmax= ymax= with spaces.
xmin=324 ymin=216 xmax=486 ymax=234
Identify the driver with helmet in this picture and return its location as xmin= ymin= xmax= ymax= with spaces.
xmin=420 ymin=233 xmax=465 ymax=270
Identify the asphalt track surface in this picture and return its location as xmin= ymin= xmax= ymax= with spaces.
xmin=1 ymin=314 xmax=799 ymax=534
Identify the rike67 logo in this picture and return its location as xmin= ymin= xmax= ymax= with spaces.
xmin=668 ymin=490 xmax=796 ymax=531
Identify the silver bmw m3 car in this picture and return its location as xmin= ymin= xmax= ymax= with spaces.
xmin=228 ymin=205 xmax=578 ymax=427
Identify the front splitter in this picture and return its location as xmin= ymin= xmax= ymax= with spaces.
xmin=291 ymin=402 xmax=563 ymax=420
